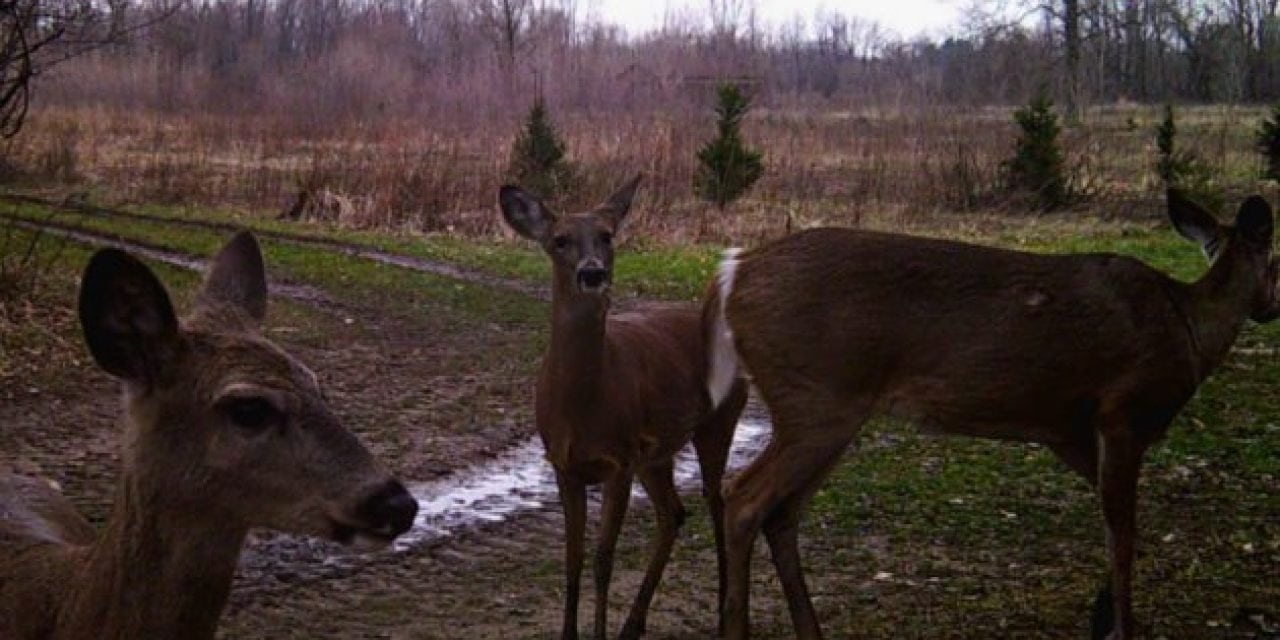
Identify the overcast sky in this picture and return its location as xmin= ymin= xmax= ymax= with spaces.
xmin=593 ymin=0 xmax=968 ymax=40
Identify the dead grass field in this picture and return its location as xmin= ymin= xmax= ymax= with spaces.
xmin=3 ymin=103 xmax=1275 ymax=244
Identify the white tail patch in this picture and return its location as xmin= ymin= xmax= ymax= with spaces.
xmin=708 ymin=248 xmax=743 ymax=407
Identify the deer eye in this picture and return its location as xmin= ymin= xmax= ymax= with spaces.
xmin=553 ymin=235 xmax=570 ymax=250
xmin=220 ymin=397 xmax=283 ymax=432
xmin=599 ymin=232 xmax=613 ymax=245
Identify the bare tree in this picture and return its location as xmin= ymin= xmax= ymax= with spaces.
xmin=472 ymin=0 xmax=532 ymax=74
xmin=0 ymin=0 xmax=137 ymax=138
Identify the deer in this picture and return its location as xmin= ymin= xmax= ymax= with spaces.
xmin=498 ymin=176 xmax=748 ymax=640
xmin=704 ymin=190 xmax=1280 ymax=639
xmin=0 ymin=231 xmax=419 ymax=640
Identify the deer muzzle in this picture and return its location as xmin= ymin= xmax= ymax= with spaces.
xmin=329 ymin=479 xmax=418 ymax=548
xmin=576 ymin=265 xmax=610 ymax=293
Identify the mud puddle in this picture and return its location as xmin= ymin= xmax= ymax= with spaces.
xmin=394 ymin=415 xmax=771 ymax=552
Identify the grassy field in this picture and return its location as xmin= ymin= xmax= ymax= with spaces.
xmin=5 ymin=103 xmax=1278 ymax=243
xmin=1 ymin=189 xmax=1277 ymax=637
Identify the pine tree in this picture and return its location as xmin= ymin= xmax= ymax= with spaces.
xmin=1256 ymin=104 xmax=1280 ymax=183
xmin=1155 ymin=103 xmax=1180 ymax=184
xmin=696 ymin=83 xmax=763 ymax=210
xmin=508 ymin=97 xmax=574 ymax=201
xmin=1156 ymin=104 xmax=1224 ymax=213
xmin=1004 ymin=86 xmax=1068 ymax=209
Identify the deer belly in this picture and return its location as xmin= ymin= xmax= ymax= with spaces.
xmin=887 ymin=398 xmax=1075 ymax=443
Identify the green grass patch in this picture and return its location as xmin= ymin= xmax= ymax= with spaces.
xmin=17 ymin=195 xmax=730 ymax=301
xmin=2 ymin=201 xmax=547 ymax=332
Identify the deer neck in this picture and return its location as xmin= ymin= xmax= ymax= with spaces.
xmin=1184 ymin=247 xmax=1255 ymax=379
xmin=57 ymin=463 xmax=247 ymax=640
xmin=548 ymin=276 xmax=609 ymax=406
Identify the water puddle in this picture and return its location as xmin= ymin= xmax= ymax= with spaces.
xmin=393 ymin=415 xmax=771 ymax=552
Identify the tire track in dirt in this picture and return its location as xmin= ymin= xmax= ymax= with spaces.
xmin=0 ymin=212 xmax=335 ymax=306
xmin=0 ymin=192 xmax=551 ymax=301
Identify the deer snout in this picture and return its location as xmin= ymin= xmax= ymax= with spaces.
xmin=346 ymin=479 xmax=418 ymax=543
xmin=577 ymin=265 xmax=610 ymax=291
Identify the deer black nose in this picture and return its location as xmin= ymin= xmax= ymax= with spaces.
xmin=578 ymin=267 xmax=609 ymax=289
xmin=356 ymin=479 xmax=418 ymax=537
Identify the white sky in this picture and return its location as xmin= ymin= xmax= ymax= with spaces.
xmin=592 ymin=0 xmax=968 ymax=40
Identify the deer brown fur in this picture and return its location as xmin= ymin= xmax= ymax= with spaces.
xmin=0 ymin=232 xmax=418 ymax=640
xmin=499 ymin=176 xmax=747 ymax=640
xmin=706 ymin=190 xmax=1278 ymax=639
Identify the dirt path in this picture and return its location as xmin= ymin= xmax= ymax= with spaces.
xmin=1 ymin=210 xmax=780 ymax=639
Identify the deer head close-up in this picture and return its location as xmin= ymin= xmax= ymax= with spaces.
xmin=0 ymin=232 xmax=417 ymax=640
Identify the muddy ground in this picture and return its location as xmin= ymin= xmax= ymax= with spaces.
xmin=3 ymin=212 xmax=1277 ymax=640
xmin=0 ymin=228 xmax=787 ymax=640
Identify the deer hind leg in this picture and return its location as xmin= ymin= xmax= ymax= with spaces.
xmin=722 ymin=403 xmax=863 ymax=640
xmin=761 ymin=438 xmax=852 ymax=640
xmin=1096 ymin=428 xmax=1146 ymax=640
xmin=593 ymin=472 xmax=634 ymax=640
xmin=693 ymin=383 xmax=747 ymax=635
xmin=619 ymin=462 xmax=685 ymax=640
xmin=556 ymin=471 xmax=588 ymax=640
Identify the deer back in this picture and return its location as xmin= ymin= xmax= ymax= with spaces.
xmin=726 ymin=228 xmax=1204 ymax=442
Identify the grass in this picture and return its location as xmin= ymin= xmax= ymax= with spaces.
xmin=2 ymin=195 xmax=1277 ymax=638
xmin=8 ymin=102 xmax=1276 ymax=247
xmin=2 ymin=193 xmax=731 ymax=302
xmin=0 ymin=200 xmax=549 ymax=332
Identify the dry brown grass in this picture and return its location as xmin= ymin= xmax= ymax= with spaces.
xmin=3 ymin=103 xmax=1273 ymax=242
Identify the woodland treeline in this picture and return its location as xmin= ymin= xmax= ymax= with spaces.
xmin=13 ymin=1 xmax=1280 ymax=126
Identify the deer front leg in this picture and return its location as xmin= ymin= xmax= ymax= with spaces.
xmin=620 ymin=462 xmax=685 ymax=640
xmin=557 ymin=471 xmax=588 ymax=640
xmin=594 ymin=472 xmax=633 ymax=640
xmin=1097 ymin=430 xmax=1145 ymax=640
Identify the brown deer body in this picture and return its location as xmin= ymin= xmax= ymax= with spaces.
xmin=0 ymin=232 xmax=418 ymax=640
xmin=706 ymin=191 xmax=1278 ymax=639
xmin=499 ymin=177 xmax=747 ymax=640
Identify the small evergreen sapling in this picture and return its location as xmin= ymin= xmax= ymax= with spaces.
xmin=696 ymin=83 xmax=763 ymax=210
xmin=1004 ymin=87 xmax=1068 ymax=209
xmin=508 ymin=97 xmax=574 ymax=202
xmin=1156 ymin=104 xmax=1224 ymax=213
xmin=1256 ymin=104 xmax=1280 ymax=183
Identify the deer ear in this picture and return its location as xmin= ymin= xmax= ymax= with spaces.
xmin=598 ymin=174 xmax=642 ymax=229
xmin=197 ymin=231 xmax=268 ymax=323
xmin=499 ymin=185 xmax=554 ymax=242
xmin=1168 ymin=188 xmax=1222 ymax=251
xmin=79 ymin=249 xmax=181 ymax=385
xmin=1235 ymin=195 xmax=1274 ymax=247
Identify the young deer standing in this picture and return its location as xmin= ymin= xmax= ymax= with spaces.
xmin=499 ymin=176 xmax=748 ymax=640
xmin=706 ymin=191 xmax=1279 ymax=639
xmin=0 ymin=232 xmax=418 ymax=640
